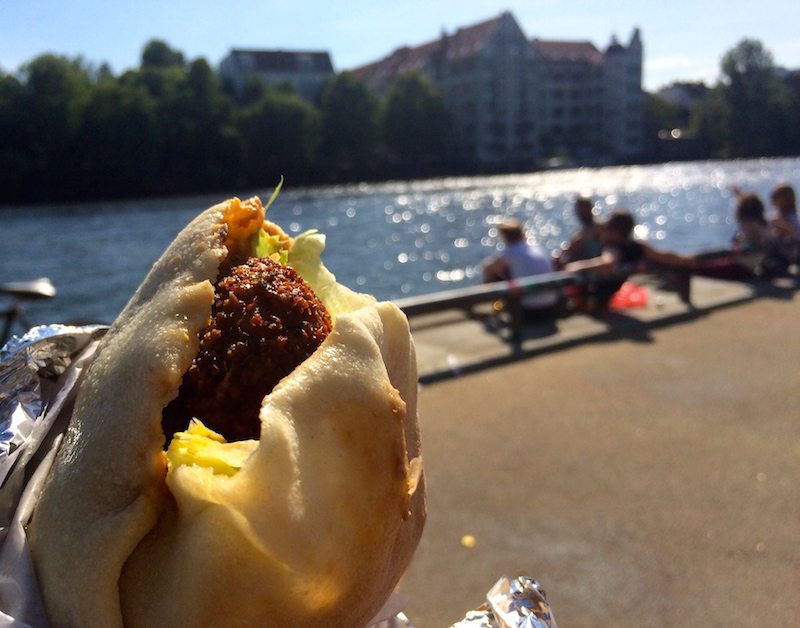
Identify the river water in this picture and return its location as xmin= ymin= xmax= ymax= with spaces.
xmin=2 ymin=157 xmax=797 ymax=328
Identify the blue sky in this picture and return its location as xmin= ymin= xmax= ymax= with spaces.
xmin=2 ymin=1 xmax=799 ymax=90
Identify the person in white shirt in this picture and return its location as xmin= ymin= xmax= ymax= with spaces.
xmin=482 ymin=219 xmax=558 ymax=319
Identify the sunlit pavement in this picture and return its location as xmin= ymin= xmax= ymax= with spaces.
xmin=407 ymin=275 xmax=777 ymax=383
xmin=400 ymin=281 xmax=799 ymax=627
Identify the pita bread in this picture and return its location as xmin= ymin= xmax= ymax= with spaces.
xmin=28 ymin=198 xmax=425 ymax=627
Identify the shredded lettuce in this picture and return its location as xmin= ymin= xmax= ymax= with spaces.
xmin=288 ymin=230 xmax=373 ymax=321
xmin=263 ymin=176 xmax=284 ymax=212
xmin=255 ymin=230 xmax=289 ymax=264
xmin=252 ymin=178 xmax=289 ymax=262
xmin=244 ymin=177 xmax=372 ymax=320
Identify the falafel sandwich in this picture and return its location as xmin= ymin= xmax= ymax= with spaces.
xmin=27 ymin=196 xmax=425 ymax=627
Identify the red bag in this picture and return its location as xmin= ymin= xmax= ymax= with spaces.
xmin=609 ymin=281 xmax=649 ymax=309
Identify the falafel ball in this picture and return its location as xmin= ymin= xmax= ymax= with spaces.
xmin=162 ymin=256 xmax=333 ymax=443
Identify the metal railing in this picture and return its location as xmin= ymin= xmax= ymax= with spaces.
xmin=395 ymin=270 xmax=582 ymax=341
xmin=394 ymin=249 xmax=743 ymax=341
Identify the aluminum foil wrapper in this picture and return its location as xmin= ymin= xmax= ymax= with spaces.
xmin=0 ymin=324 xmax=412 ymax=628
xmin=0 ymin=324 xmax=108 ymax=627
xmin=451 ymin=576 xmax=558 ymax=628
xmin=0 ymin=325 xmax=108 ymax=520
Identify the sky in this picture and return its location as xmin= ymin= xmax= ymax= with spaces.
xmin=2 ymin=1 xmax=799 ymax=91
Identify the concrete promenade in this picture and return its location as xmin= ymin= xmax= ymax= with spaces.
xmin=398 ymin=278 xmax=799 ymax=627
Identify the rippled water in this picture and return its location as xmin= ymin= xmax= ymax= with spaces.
xmin=2 ymin=157 xmax=797 ymax=327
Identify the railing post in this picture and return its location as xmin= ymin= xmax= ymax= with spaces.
xmin=677 ymin=270 xmax=692 ymax=304
xmin=507 ymin=286 xmax=523 ymax=342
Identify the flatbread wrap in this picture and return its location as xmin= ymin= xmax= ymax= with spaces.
xmin=27 ymin=196 xmax=425 ymax=627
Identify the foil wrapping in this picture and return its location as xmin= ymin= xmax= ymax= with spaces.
xmin=0 ymin=325 xmax=108 ymax=627
xmin=451 ymin=576 xmax=558 ymax=628
xmin=0 ymin=325 xmax=108 ymax=510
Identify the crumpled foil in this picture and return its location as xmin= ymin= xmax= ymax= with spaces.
xmin=451 ymin=576 xmax=558 ymax=628
xmin=0 ymin=325 xmax=108 ymax=627
xmin=0 ymin=325 xmax=108 ymax=506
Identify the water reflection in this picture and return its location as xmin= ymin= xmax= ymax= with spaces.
xmin=2 ymin=157 xmax=797 ymax=326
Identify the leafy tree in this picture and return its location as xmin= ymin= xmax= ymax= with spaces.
xmin=317 ymin=72 xmax=380 ymax=179
xmin=689 ymin=89 xmax=730 ymax=157
xmin=381 ymin=72 xmax=450 ymax=173
xmin=141 ymin=39 xmax=185 ymax=69
xmin=18 ymin=54 xmax=93 ymax=198
xmin=236 ymin=91 xmax=320 ymax=185
xmin=73 ymin=82 xmax=159 ymax=197
xmin=232 ymin=74 xmax=269 ymax=107
xmin=0 ymin=73 xmax=34 ymax=200
xmin=643 ymin=93 xmax=681 ymax=160
xmin=122 ymin=52 xmax=240 ymax=193
xmin=717 ymin=39 xmax=797 ymax=157
xmin=182 ymin=58 xmax=241 ymax=189
xmin=644 ymin=93 xmax=681 ymax=131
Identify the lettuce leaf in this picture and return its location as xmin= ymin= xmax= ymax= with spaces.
xmin=247 ymin=177 xmax=372 ymax=320
xmin=288 ymin=230 xmax=374 ymax=321
xmin=255 ymin=230 xmax=289 ymax=264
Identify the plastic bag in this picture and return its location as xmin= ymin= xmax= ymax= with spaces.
xmin=609 ymin=281 xmax=648 ymax=309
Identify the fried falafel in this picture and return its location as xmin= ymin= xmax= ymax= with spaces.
xmin=162 ymin=257 xmax=332 ymax=443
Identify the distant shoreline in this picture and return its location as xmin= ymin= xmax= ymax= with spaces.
xmin=4 ymin=155 xmax=798 ymax=210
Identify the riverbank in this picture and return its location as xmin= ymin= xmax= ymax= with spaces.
xmin=400 ymin=286 xmax=799 ymax=626
xmin=407 ymin=274 xmax=791 ymax=382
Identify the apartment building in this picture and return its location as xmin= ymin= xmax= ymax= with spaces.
xmin=352 ymin=12 xmax=644 ymax=168
xmin=219 ymin=49 xmax=334 ymax=103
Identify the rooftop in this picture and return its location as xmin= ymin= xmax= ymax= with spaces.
xmin=227 ymin=49 xmax=334 ymax=73
xmin=352 ymin=13 xmax=507 ymax=83
xmin=532 ymin=39 xmax=605 ymax=66
xmin=352 ymin=11 xmax=618 ymax=85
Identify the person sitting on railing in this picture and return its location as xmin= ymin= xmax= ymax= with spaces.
xmin=732 ymin=189 xmax=792 ymax=277
xmin=769 ymin=183 xmax=800 ymax=240
xmin=554 ymin=196 xmax=602 ymax=269
xmin=768 ymin=183 xmax=799 ymax=269
xmin=482 ymin=219 xmax=558 ymax=321
xmin=564 ymin=210 xmax=695 ymax=312
xmin=733 ymin=192 xmax=770 ymax=249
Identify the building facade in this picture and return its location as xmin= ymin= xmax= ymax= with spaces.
xmin=219 ymin=49 xmax=334 ymax=103
xmin=352 ymin=12 xmax=644 ymax=168
xmin=602 ymin=30 xmax=644 ymax=161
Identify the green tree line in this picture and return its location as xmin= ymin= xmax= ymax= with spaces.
xmin=0 ymin=40 xmax=450 ymax=203
xmin=2 ymin=38 xmax=798 ymax=203
xmin=646 ymin=39 xmax=800 ymax=161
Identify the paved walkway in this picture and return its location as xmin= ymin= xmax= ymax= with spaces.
xmin=399 ymin=279 xmax=799 ymax=627
xmin=409 ymin=275 xmax=792 ymax=382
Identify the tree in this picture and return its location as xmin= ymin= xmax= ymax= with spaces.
xmin=317 ymin=72 xmax=380 ymax=179
xmin=141 ymin=39 xmax=185 ymax=69
xmin=689 ymin=89 xmax=730 ymax=157
xmin=0 ymin=73 xmax=34 ymax=200
xmin=73 ymin=82 xmax=160 ymax=197
xmin=18 ymin=54 xmax=93 ymax=198
xmin=122 ymin=50 xmax=241 ymax=193
xmin=230 ymin=75 xmax=269 ymax=107
xmin=643 ymin=93 xmax=682 ymax=160
xmin=716 ymin=39 xmax=798 ymax=157
xmin=236 ymin=91 xmax=321 ymax=186
xmin=381 ymin=72 xmax=450 ymax=174
xmin=182 ymin=58 xmax=241 ymax=189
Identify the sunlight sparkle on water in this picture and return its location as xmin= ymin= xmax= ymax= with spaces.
xmin=5 ymin=158 xmax=797 ymax=326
